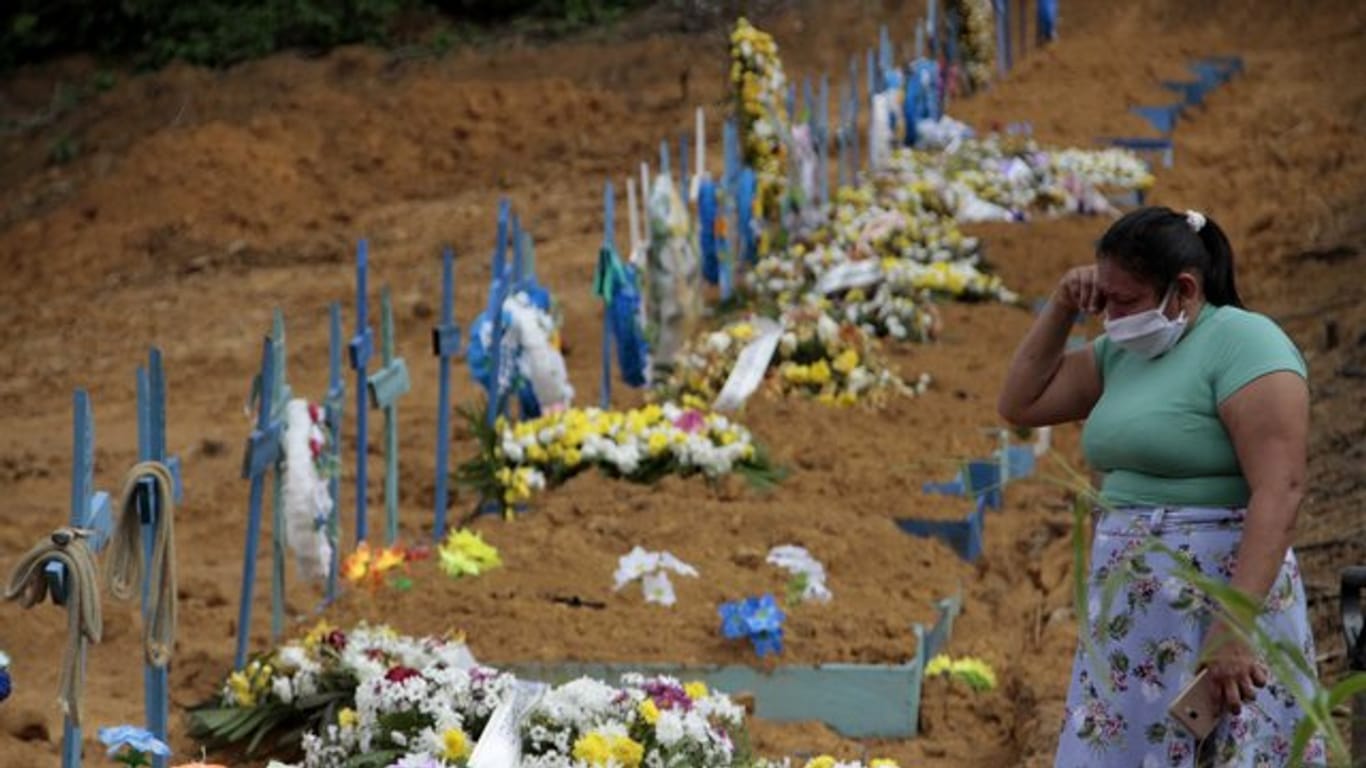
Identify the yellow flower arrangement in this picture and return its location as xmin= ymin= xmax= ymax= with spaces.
xmin=730 ymin=18 xmax=791 ymax=250
xmin=572 ymin=732 xmax=644 ymax=768
xmin=661 ymin=306 xmax=927 ymax=408
xmin=225 ymin=660 xmax=272 ymax=707
xmin=459 ymin=402 xmax=780 ymax=514
xmin=926 ymin=653 xmax=999 ymax=692
xmin=438 ymin=528 xmax=502 ymax=579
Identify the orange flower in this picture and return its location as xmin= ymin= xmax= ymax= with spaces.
xmin=342 ymin=543 xmax=374 ymax=584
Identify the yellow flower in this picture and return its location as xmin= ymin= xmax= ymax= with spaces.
xmin=226 ymin=671 xmax=256 ymax=707
xmin=572 ymin=733 xmax=613 ymax=766
xmin=439 ymin=528 xmax=502 ymax=578
xmin=804 ymin=757 xmax=837 ymax=768
xmin=337 ymin=707 xmax=358 ymax=729
xmin=638 ymin=698 xmax=660 ymax=725
xmin=836 ymin=391 xmax=858 ymax=407
xmin=684 ymin=681 xmax=709 ymax=700
xmin=950 ymin=657 xmax=999 ymax=691
xmin=870 ymin=760 xmax=900 ymax=768
xmin=808 ymin=360 xmax=832 ymax=385
xmin=926 ymin=653 xmax=953 ymax=677
xmin=832 ymin=349 xmax=859 ymax=374
xmin=729 ymin=322 xmax=755 ymax=341
xmin=342 ymin=543 xmax=372 ymax=583
xmin=441 ymin=728 xmax=470 ymax=761
xmin=302 ymin=620 xmax=334 ymax=650
xmin=374 ymin=547 xmax=406 ymax=573
xmin=527 ymin=444 xmax=549 ymax=463
xmin=609 ymin=735 xmax=644 ymax=768
xmin=647 ymin=431 xmax=670 ymax=457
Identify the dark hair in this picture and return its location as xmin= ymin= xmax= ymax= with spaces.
xmin=1096 ymin=206 xmax=1244 ymax=308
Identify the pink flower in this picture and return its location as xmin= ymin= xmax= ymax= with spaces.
xmin=674 ymin=410 xmax=706 ymax=434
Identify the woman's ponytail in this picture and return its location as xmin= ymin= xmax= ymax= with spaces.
xmin=1195 ymin=215 xmax=1244 ymax=308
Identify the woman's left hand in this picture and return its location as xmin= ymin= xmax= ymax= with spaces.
xmin=1199 ymin=621 xmax=1269 ymax=716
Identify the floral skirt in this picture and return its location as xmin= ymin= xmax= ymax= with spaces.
xmin=1053 ymin=506 xmax=1326 ymax=768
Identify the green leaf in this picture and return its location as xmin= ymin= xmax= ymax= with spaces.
xmin=1326 ymin=672 xmax=1366 ymax=710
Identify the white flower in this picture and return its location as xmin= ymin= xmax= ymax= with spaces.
xmin=706 ymin=331 xmax=732 ymax=354
xmin=657 ymin=552 xmax=699 ymax=578
xmin=614 ymin=546 xmax=661 ymax=591
xmin=655 ymin=709 xmax=686 ymax=746
xmin=271 ymin=676 xmax=295 ymax=705
xmin=641 ymin=571 xmax=677 ymax=607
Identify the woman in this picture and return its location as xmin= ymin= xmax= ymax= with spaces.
xmin=998 ymin=207 xmax=1325 ymax=767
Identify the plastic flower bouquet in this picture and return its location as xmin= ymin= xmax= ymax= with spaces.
xmin=188 ymin=623 xmax=506 ymax=766
xmin=457 ymin=402 xmax=782 ymax=514
xmin=731 ymin=17 xmax=790 ymax=241
xmin=519 ymin=673 xmax=751 ymax=767
xmin=660 ymin=305 xmax=927 ymax=408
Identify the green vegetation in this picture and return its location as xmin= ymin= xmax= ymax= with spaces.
xmin=1 ymin=0 xmax=650 ymax=71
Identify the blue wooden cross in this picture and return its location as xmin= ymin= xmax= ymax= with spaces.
xmin=236 ymin=337 xmax=282 ymax=670
xmin=45 ymin=389 xmax=112 ymax=768
xmin=368 ymin=285 xmax=411 ymax=545
xmin=848 ymin=55 xmax=861 ymax=171
xmin=349 ymin=241 xmax=375 ymax=542
xmin=879 ymin=24 xmax=894 ymax=81
xmin=599 ymin=181 xmax=616 ymax=410
xmin=133 ymin=348 xmax=182 ymax=768
xmin=265 ymin=311 xmax=291 ymax=644
xmin=431 ymin=249 xmax=462 ymax=540
xmin=896 ymin=494 xmax=987 ymax=562
xmin=721 ymin=119 xmax=739 ymax=300
xmin=1161 ymin=79 xmax=1208 ymax=108
xmin=993 ymin=0 xmax=1010 ymax=76
xmin=1131 ymin=104 xmax=1183 ymax=135
xmin=484 ymin=200 xmax=512 ymax=430
xmin=838 ymin=80 xmax=855 ymax=189
xmin=324 ymin=302 xmax=345 ymax=603
xmin=866 ymin=48 xmax=877 ymax=96
xmin=679 ymin=133 xmax=690 ymax=201
xmin=817 ymin=74 xmax=831 ymax=207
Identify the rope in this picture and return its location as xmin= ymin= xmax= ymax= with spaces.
xmin=3 ymin=527 xmax=103 ymax=726
xmin=104 ymin=461 xmax=178 ymax=668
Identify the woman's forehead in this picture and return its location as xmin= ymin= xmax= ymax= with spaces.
xmin=1096 ymin=259 xmax=1151 ymax=294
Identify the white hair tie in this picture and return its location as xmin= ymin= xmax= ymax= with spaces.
xmin=1185 ymin=209 xmax=1207 ymax=233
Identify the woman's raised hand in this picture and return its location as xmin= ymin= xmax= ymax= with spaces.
xmin=1056 ymin=265 xmax=1105 ymax=315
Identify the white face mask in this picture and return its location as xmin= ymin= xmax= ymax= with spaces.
xmin=1103 ymin=283 xmax=1187 ymax=359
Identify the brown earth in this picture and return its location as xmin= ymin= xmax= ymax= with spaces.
xmin=0 ymin=0 xmax=1363 ymax=766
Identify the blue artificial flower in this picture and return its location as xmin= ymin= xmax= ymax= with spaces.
xmin=742 ymin=594 xmax=785 ymax=635
xmin=752 ymin=629 xmax=784 ymax=658
xmin=98 ymin=725 xmax=171 ymax=758
xmin=718 ymin=600 xmax=749 ymax=639
xmin=0 ymin=668 xmax=10 ymax=702
xmin=719 ymin=594 xmax=787 ymax=657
